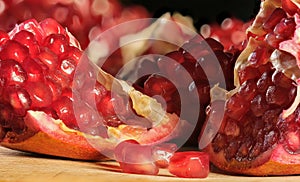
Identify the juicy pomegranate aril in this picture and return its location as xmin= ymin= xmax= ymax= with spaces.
xmin=201 ymin=0 xmax=300 ymax=176
xmin=0 ymin=18 xmax=181 ymax=160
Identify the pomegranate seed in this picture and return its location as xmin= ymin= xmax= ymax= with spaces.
xmin=166 ymin=51 xmax=185 ymax=64
xmin=24 ymin=82 xmax=53 ymax=108
xmin=265 ymin=86 xmax=289 ymax=106
xmin=39 ymin=18 xmax=66 ymax=37
xmin=59 ymin=57 xmax=76 ymax=78
xmin=168 ymin=151 xmax=209 ymax=178
xmin=265 ymin=32 xmax=283 ymax=48
xmin=262 ymin=8 xmax=286 ymax=32
xmin=238 ymin=79 xmax=257 ymax=101
xmin=271 ymin=70 xmax=294 ymax=89
xmin=43 ymin=34 xmax=69 ymax=55
xmin=274 ymin=18 xmax=296 ymax=38
xmin=21 ymin=57 xmax=44 ymax=82
xmin=238 ymin=66 xmax=260 ymax=84
xmin=37 ymin=49 xmax=59 ymax=71
xmin=0 ymin=59 xmax=27 ymax=86
xmin=144 ymin=74 xmax=176 ymax=102
xmin=0 ymin=40 xmax=29 ymax=63
xmin=257 ymin=72 xmax=272 ymax=93
xmin=152 ymin=143 xmax=177 ymax=168
xmin=12 ymin=30 xmax=40 ymax=55
xmin=52 ymin=96 xmax=77 ymax=129
xmin=45 ymin=78 xmax=62 ymax=102
xmin=5 ymin=85 xmax=31 ymax=116
xmin=114 ymin=140 xmax=159 ymax=175
xmin=226 ymin=94 xmax=250 ymax=121
xmin=248 ymin=46 xmax=269 ymax=66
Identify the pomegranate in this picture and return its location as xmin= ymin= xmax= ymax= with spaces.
xmin=0 ymin=18 xmax=182 ymax=160
xmin=200 ymin=0 xmax=300 ymax=176
xmin=133 ymin=36 xmax=238 ymax=146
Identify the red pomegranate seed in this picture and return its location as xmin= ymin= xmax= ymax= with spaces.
xmin=266 ymin=85 xmax=289 ymax=106
xmin=0 ymin=40 xmax=29 ymax=63
xmin=262 ymin=8 xmax=287 ymax=32
xmin=271 ymin=70 xmax=294 ymax=89
xmin=144 ymin=74 xmax=176 ymax=102
xmin=226 ymin=94 xmax=250 ymax=121
xmin=168 ymin=151 xmax=209 ymax=178
xmin=59 ymin=57 xmax=76 ymax=78
xmin=265 ymin=32 xmax=283 ymax=48
xmin=238 ymin=79 xmax=257 ymax=101
xmin=97 ymin=92 xmax=117 ymax=118
xmin=114 ymin=140 xmax=159 ymax=175
xmin=256 ymin=72 xmax=272 ymax=93
xmin=274 ymin=18 xmax=296 ymax=38
xmin=24 ymin=81 xmax=53 ymax=108
xmin=238 ymin=66 xmax=260 ymax=84
xmin=5 ymin=85 xmax=31 ymax=116
xmin=21 ymin=57 xmax=44 ymax=82
xmin=248 ymin=46 xmax=269 ymax=66
xmin=12 ymin=30 xmax=40 ymax=55
xmin=39 ymin=18 xmax=66 ymax=37
xmin=45 ymin=78 xmax=62 ymax=101
xmin=37 ymin=49 xmax=59 ymax=71
xmin=43 ymin=34 xmax=69 ymax=55
xmin=152 ymin=143 xmax=177 ymax=168
xmin=52 ymin=96 xmax=77 ymax=129
xmin=166 ymin=51 xmax=185 ymax=64
xmin=0 ymin=59 xmax=27 ymax=86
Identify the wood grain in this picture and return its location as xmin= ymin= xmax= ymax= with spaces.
xmin=0 ymin=146 xmax=300 ymax=182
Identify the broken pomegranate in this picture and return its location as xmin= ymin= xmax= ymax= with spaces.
xmin=168 ymin=151 xmax=210 ymax=178
xmin=133 ymin=35 xmax=238 ymax=146
xmin=200 ymin=0 xmax=300 ymax=176
xmin=0 ymin=18 xmax=182 ymax=160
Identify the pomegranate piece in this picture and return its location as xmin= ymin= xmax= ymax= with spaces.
xmin=168 ymin=151 xmax=209 ymax=178
xmin=114 ymin=140 xmax=159 ymax=175
xmin=201 ymin=0 xmax=300 ymax=176
xmin=0 ymin=18 xmax=182 ymax=161
xmin=134 ymin=36 xmax=239 ymax=146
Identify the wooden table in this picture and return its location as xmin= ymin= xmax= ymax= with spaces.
xmin=0 ymin=146 xmax=300 ymax=182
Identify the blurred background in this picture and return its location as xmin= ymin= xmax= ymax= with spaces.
xmin=121 ymin=0 xmax=260 ymax=28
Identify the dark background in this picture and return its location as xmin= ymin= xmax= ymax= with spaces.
xmin=121 ymin=0 xmax=260 ymax=29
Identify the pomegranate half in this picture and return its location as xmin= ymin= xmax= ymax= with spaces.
xmin=200 ymin=0 xmax=300 ymax=176
xmin=0 ymin=18 xmax=181 ymax=160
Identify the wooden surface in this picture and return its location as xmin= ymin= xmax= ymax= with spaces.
xmin=1 ymin=146 xmax=300 ymax=182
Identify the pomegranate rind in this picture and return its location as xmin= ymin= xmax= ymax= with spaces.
xmin=1 ymin=111 xmax=114 ymax=160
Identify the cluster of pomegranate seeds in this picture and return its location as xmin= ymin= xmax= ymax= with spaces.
xmin=252 ymin=7 xmax=296 ymax=48
xmin=0 ymin=18 xmax=153 ymax=139
xmin=114 ymin=140 xmax=209 ymax=178
xmin=210 ymin=54 xmax=297 ymax=161
xmin=134 ymin=36 xmax=238 ymax=146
